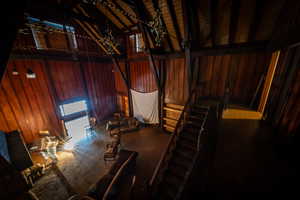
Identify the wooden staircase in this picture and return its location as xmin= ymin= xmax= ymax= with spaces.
xmin=149 ymin=90 xmax=211 ymax=200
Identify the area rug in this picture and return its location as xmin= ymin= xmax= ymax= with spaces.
xmin=31 ymin=131 xmax=113 ymax=200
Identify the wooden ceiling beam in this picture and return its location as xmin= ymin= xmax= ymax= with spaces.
xmin=102 ymin=4 xmax=131 ymax=32
xmin=268 ymin=1 xmax=300 ymax=50
xmin=166 ymin=0 xmax=182 ymax=51
xmin=210 ymin=0 xmax=219 ymax=47
xmin=182 ymin=0 xmax=193 ymax=92
xmin=1 ymin=2 xmax=26 ymax=81
xmin=113 ymin=1 xmax=135 ymax=26
xmin=229 ymin=0 xmax=240 ymax=44
xmin=134 ymin=0 xmax=160 ymax=90
xmin=152 ymin=0 xmax=174 ymax=51
xmin=78 ymin=3 xmax=122 ymax=33
xmin=76 ymin=5 xmax=121 ymax=54
xmin=248 ymin=0 xmax=265 ymax=42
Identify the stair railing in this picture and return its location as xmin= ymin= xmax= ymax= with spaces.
xmin=148 ymin=89 xmax=197 ymax=193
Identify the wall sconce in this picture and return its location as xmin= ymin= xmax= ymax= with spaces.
xmin=12 ymin=68 xmax=19 ymax=75
xmin=26 ymin=69 xmax=36 ymax=79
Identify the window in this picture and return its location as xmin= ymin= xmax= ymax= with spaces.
xmin=28 ymin=17 xmax=78 ymax=50
xmin=59 ymin=100 xmax=88 ymax=117
xmin=129 ymin=33 xmax=145 ymax=53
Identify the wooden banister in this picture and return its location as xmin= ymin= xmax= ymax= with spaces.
xmin=149 ymin=89 xmax=197 ymax=187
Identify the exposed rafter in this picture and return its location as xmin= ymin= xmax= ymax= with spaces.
xmin=229 ymin=0 xmax=240 ymax=44
xmin=113 ymin=1 xmax=135 ymax=25
xmin=166 ymin=0 xmax=182 ymax=51
xmin=99 ymin=2 xmax=131 ymax=32
xmin=152 ymin=0 xmax=174 ymax=51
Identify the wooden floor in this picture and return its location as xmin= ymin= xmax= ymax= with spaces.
xmin=184 ymin=119 xmax=300 ymax=199
xmin=30 ymin=125 xmax=170 ymax=200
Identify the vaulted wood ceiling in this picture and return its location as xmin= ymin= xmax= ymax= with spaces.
xmin=21 ymin=0 xmax=300 ymax=54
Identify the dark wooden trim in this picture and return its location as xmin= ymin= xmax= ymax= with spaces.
xmin=10 ymin=41 xmax=271 ymax=63
xmin=191 ymin=41 xmax=269 ymax=56
xmin=10 ymin=49 xmax=116 ymax=62
xmin=229 ymin=0 xmax=240 ymax=44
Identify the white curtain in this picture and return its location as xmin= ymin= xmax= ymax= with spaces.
xmin=131 ymin=89 xmax=159 ymax=124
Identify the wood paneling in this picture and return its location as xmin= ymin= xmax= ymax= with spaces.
xmin=267 ymin=48 xmax=300 ymax=135
xmin=130 ymin=60 xmax=157 ymax=93
xmin=280 ymin=66 xmax=300 ymax=134
xmin=47 ymin=60 xmax=86 ymax=102
xmin=114 ymin=61 xmax=129 ymax=115
xmin=197 ymin=52 xmax=271 ymax=105
xmin=83 ymin=61 xmax=117 ymax=121
xmin=1 ymin=58 xmax=118 ymax=143
xmin=0 ymin=60 xmax=62 ymax=143
xmin=164 ymin=58 xmax=188 ymax=105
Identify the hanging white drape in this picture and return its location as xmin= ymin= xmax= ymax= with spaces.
xmin=131 ymin=89 xmax=159 ymax=124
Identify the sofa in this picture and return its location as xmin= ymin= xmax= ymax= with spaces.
xmin=106 ymin=117 xmax=140 ymax=136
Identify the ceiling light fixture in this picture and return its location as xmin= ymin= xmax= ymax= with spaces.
xmin=26 ymin=69 xmax=36 ymax=79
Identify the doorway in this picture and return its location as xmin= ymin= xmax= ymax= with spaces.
xmin=59 ymin=98 xmax=89 ymax=144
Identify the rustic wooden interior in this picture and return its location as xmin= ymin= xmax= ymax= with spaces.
xmin=1 ymin=0 xmax=300 ymax=199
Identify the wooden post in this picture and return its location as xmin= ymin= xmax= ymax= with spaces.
xmin=160 ymin=59 xmax=166 ymax=128
xmin=182 ymin=0 xmax=193 ymax=93
xmin=125 ymin=61 xmax=133 ymax=117
xmin=258 ymin=51 xmax=281 ymax=114
xmin=134 ymin=1 xmax=163 ymax=126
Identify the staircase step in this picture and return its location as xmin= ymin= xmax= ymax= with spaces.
xmin=175 ymin=147 xmax=195 ymax=161
xmin=158 ymin=182 xmax=178 ymax=200
xmin=178 ymin=139 xmax=197 ymax=151
xmin=193 ymin=104 xmax=210 ymax=111
xmin=188 ymin=114 xmax=206 ymax=121
xmin=186 ymin=121 xmax=204 ymax=128
xmin=167 ymin=162 xmax=188 ymax=179
xmin=180 ymin=132 xmax=197 ymax=144
xmin=172 ymin=156 xmax=190 ymax=170
xmin=182 ymin=127 xmax=199 ymax=134
xmin=164 ymin=172 xmax=183 ymax=187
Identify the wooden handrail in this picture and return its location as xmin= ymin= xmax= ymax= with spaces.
xmin=149 ymin=89 xmax=196 ymax=187
xmin=103 ymin=152 xmax=136 ymax=200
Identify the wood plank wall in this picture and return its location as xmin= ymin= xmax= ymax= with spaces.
xmin=83 ymin=61 xmax=117 ymax=121
xmin=130 ymin=60 xmax=157 ymax=93
xmin=47 ymin=60 xmax=86 ymax=102
xmin=0 ymin=60 xmax=62 ymax=143
xmin=113 ymin=52 xmax=272 ymax=117
xmin=197 ymin=52 xmax=272 ymax=106
xmin=114 ymin=61 xmax=129 ymax=116
xmin=163 ymin=52 xmax=271 ymax=106
xmin=164 ymin=58 xmax=188 ymax=105
xmin=279 ymin=66 xmax=300 ymax=134
xmin=0 ymin=58 xmax=117 ymax=143
xmin=267 ymin=48 xmax=300 ymax=135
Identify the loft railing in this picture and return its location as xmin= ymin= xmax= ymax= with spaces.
xmin=148 ymin=88 xmax=199 ymax=192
